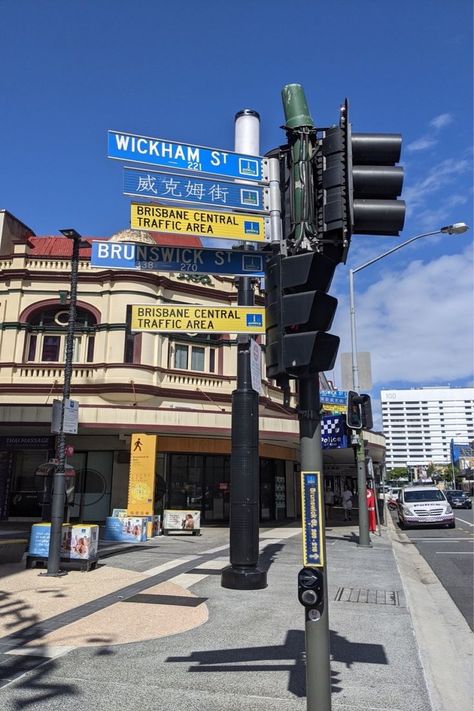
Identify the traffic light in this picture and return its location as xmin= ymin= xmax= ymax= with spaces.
xmin=346 ymin=391 xmax=373 ymax=430
xmin=346 ymin=390 xmax=363 ymax=429
xmin=314 ymin=100 xmax=405 ymax=263
xmin=265 ymin=251 xmax=340 ymax=382
xmin=297 ymin=567 xmax=325 ymax=621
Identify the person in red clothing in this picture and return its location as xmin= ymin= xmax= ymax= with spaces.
xmin=366 ymin=484 xmax=377 ymax=533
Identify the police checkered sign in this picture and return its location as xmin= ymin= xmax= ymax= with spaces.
xmin=321 ymin=415 xmax=347 ymax=449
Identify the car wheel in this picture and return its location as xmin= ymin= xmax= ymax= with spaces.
xmin=448 ymin=521 xmax=456 ymax=529
xmin=398 ymin=517 xmax=405 ymax=529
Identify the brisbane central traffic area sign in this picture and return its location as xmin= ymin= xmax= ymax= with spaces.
xmin=131 ymin=304 xmax=266 ymax=333
xmin=130 ymin=203 xmax=267 ymax=242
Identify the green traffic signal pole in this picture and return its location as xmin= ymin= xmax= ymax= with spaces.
xmin=282 ymin=84 xmax=332 ymax=711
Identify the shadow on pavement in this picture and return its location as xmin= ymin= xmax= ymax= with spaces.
xmin=166 ymin=627 xmax=387 ymax=696
xmin=258 ymin=543 xmax=284 ymax=572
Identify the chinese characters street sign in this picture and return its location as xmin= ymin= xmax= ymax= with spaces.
xmin=130 ymin=202 xmax=267 ymax=242
xmin=108 ymin=130 xmax=266 ymax=182
xmin=124 ymin=167 xmax=267 ymax=213
xmin=301 ymin=471 xmax=324 ymax=567
xmin=130 ymin=304 xmax=265 ymax=334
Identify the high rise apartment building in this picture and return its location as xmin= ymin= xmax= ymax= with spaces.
xmin=381 ymin=387 xmax=474 ymax=470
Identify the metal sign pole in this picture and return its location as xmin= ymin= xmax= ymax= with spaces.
xmin=44 ymin=230 xmax=81 ymax=576
xmin=221 ymin=110 xmax=266 ymax=591
xmin=299 ymin=376 xmax=331 ymax=711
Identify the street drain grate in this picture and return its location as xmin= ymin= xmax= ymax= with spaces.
xmin=334 ymin=587 xmax=400 ymax=605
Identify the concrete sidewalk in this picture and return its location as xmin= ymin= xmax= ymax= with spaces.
xmin=0 ymin=519 xmax=472 ymax=710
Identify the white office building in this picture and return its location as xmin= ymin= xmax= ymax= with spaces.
xmin=381 ymin=387 xmax=474 ymax=471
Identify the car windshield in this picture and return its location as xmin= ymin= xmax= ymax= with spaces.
xmin=448 ymin=490 xmax=464 ymax=496
xmin=404 ymin=490 xmax=445 ymax=503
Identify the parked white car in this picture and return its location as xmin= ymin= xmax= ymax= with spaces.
xmin=397 ymin=485 xmax=455 ymax=529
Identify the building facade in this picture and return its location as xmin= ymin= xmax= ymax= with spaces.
xmin=0 ymin=210 xmax=385 ymax=523
xmin=381 ymin=386 xmax=474 ymax=471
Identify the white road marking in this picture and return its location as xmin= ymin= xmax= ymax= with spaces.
xmin=199 ymin=543 xmax=229 ymax=554
xmin=193 ymin=558 xmax=227 ymax=570
xmin=259 ymin=527 xmax=301 ymax=539
xmin=6 ymin=645 xmax=76 ymax=658
xmin=435 ymin=551 xmax=474 ymax=555
xmin=168 ymin=572 xmax=208 ymax=588
xmin=143 ymin=556 xmax=199 ymax=577
xmin=409 ymin=538 xmax=473 ymax=542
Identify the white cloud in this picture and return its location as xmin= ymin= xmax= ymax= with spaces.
xmin=335 ymin=246 xmax=474 ymax=389
xmin=430 ymin=113 xmax=454 ymax=130
xmin=406 ymin=137 xmax=437 ymax=152
xmin=406 ymin=112 xmax=455 ymax=152
xmin=403 ymin=157 xmax=471 ymax=215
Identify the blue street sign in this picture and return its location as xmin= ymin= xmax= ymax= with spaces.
xmin=90 ymin=241 xmax=265 ymax=276
xmin=108 ymin=130 xmax=266 ymax=182
xmin=320 ymin=389 xmax=348 ymax=405
xmin=301 ymin=471 xmax=324 ymax=568
xmin=123 ymin=167 xmax=267 ymax=213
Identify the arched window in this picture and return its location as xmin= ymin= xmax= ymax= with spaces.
xmin=24 ymin=305 xmax=97 ymax=364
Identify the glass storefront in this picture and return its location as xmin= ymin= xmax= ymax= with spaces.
xmin=164 ymin=453 xmax=286 ymax=522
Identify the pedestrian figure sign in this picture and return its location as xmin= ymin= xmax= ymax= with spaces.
xmin=108 ymin=130 xmax=266 ymax=182
xmin=130 ymin=203 xmax=267 ymax=242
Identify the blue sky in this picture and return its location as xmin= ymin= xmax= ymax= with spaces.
xmin=1 ymin=0 xmax=472 ymax=420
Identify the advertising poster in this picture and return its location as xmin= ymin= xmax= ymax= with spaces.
xmin=104 ymin=516 xmax=147 ymax=542
xmin=127 ymin=433 xmax=157 ymax=516
xmin=301 ymin=471 xmax=324 ymax=567
xmin=61 ymin=525 xmax=99 ymax=560
xmin=163 ymin=509 xmax=200 ymax=532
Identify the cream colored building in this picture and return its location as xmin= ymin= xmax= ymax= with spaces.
xmin=0 ymin=210 xmax=385 ymax=523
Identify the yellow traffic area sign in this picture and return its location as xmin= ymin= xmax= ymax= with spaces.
xmin=130 ymin=202 xmax=267 ymax=242
xmin=131 ymin=304 xmax=266 ymax=333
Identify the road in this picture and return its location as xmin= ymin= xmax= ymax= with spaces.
xmin=394 ymin=506 xmax=474 ymax=630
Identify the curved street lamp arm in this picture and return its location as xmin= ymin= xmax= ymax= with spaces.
xmin=351 ymin=229 xmax=443 ymax=275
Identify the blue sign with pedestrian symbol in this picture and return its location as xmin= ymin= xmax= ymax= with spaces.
xmin=123 ymin=167 xmax=267 ymax=212
xmin=246 ymin=313 xmax=263 ymax=328
xmin=108 ymin=130 xmax=266 ymax=182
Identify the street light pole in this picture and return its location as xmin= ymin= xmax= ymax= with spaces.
xmin=43 ymin=228 xmax=83 ymax=576
xmin=348 ymin=223 xmax=468 ymax=547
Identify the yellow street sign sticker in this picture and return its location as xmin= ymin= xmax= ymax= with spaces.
xmin=131 ymin=304 xmax=266 ymax=333
xmin=130 ymin=203 xmax=266 ymax=242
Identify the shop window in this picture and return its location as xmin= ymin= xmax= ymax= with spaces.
xmin=172 ymin=343 xmax=207 ymax=372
